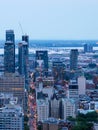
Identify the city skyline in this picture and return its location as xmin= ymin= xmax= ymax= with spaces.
xmin=0 ymin=0 xmax=98 ymax=40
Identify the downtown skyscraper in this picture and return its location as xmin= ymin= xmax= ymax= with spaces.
xmin=22 ymin=35 xmax=29 ymax=44
xmin=4 ymin=30 xmax=15 ymax=73
xmin=18 ymin=36 xmax=29 ymax=90
xmin=18 ymin=41 xmax=29 ymax=76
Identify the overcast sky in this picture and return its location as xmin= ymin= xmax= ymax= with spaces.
xmin=0 ymin=0 xmax=98 ymax=40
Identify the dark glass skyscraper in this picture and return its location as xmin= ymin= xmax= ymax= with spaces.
xmin=4 ymin=30 xmax=15 ymax=73
xmin=6 ymin=30 xmax=15 ymax=43
xmin=22 ymin=35 xmax=29 ymax=44
xmin=18 ymin=41 xmax=29 ymax=90
xmin=70 ymin=49 xmax=78 ymax=71
xmin=18 ymin=41 xmax=29 ymax=76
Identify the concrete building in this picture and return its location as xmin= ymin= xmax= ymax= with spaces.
xmin=62 ymin=98 xmax=76 ymax=120
xmin=0 ymin=73 xmax=25 ymax=110
xmin=0 ymin=104 xmax=24 ymax=130
xmin=78 ymin=76 xmax=86 ymax=95
xmin=37 ymin=99 xmax=49 ymax=121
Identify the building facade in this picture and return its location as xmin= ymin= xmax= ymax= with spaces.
xmin=78 ymin=76 xmax=86 ymax=95
xmin=37 ymin=99 xmax=49 ymax=121
xmin=18 ymin=41 xmax=29 ymax=90
xmin=69 ymin=84 xmax=79 ymax=99
xmin=50 ymin=96 xmax=60 ymax=118
xmin=0 ymin=104 xmax=24 ymax=130
xmin=0 ymin=73 xmax=25 ymax=110
xmin=62 ymin=98 xmax=76 ymax=120
xmin=6 ymin=30 xmax=15 ymax=43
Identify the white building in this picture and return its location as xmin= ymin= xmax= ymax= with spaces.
xmin=0 ymin=104 xmax=24 ymax=130
xmin=37 ymin=99 xmax=49 ymax=121
xmin=62 ymin=98 xmax=76 ymax=120
xmin=78 ymin=76 xmax=86 ymax=95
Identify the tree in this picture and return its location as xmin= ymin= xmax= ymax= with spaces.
xmin=71 ymin=111 xmax=98 ymax=130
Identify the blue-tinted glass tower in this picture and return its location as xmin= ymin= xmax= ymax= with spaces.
xmin=18 ymin=41 xmax=28 ymax=75
xmin=18 ymin=41 xmax=29 ymax=90
xmin=22 ymin=35 xmax=29 ymax=44
xmin=6 ymin=30 xmax=15 ymax=43
xmin=4 ymin=30 xmax=15 ymax=73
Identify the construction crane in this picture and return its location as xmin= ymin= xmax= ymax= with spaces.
xmin=19 ymin=22 xmax=24 ymax=35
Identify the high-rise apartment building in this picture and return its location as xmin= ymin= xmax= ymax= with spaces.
xmin=62 ymin=98 xmax=76 ymax=120
xmin=4 ymin=30 xmax=15 ymax=73
xmin=37 ymin=99 xmax=49 ymax=121
xmin=18 ymin=41 xmax=29 ymax=90
xmin=70 ymin=49 xmax=78 ymax=71
xmin=78 ymin=76 xmax=86 ymax=95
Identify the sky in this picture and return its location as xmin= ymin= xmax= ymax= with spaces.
xmin=0 ymin=0 xmax=98 ymax=40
